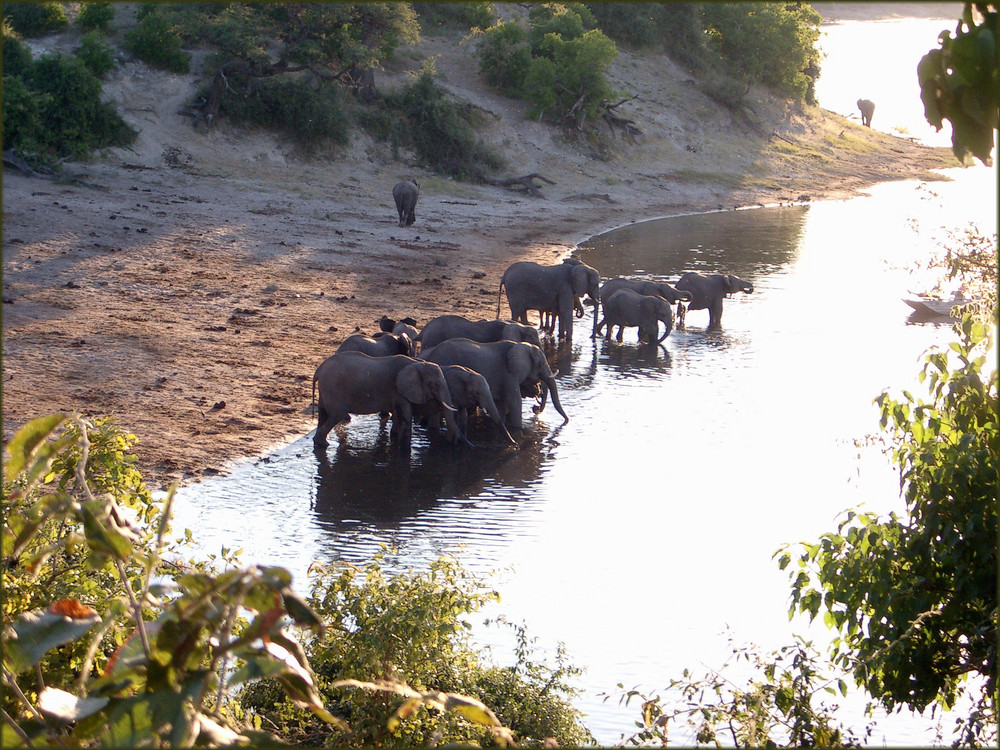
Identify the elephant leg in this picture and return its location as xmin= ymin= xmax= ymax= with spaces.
xmin=615 ymin=325 xmax=624 ymax=342
xmin=315 ymin=406 xmax=349 ymax=450
xmin=708 ymin=302 xmax=723 ymax=329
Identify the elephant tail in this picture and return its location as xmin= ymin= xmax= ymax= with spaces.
xmin=496 ymin=277 xmax=506 ymax=320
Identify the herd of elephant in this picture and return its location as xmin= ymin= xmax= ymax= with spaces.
xmin=311 ymin=257 xmax=754 ymax=452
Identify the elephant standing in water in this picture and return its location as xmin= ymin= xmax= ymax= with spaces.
xmin=595 ymin=277 xmax=692 ymax=336
xmin=415 ymin=364 xmax=516 ymax=445
xmin=857 ymin=98 xmax=875 ymax=127
xmin=674 ymin=272 xmax=754 ymax=330
xmin=597 ymin=289 xmax=675 ymax=344
xmin=392 ymin=179 xmax=419 ymax=227
xmin=416 ymin=314 xmax=542 ymax=350
xmin=498 ymin=258 xmax=600 ymax=341
xmin=312 ymin=352 xmax=461 ymax=450
xmin=420 ymin=338 xmax=568 ymax=431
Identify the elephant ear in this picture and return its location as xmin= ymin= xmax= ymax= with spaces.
xmin=571 ymin=265 xmax=591 ymax=295
xmin=724 ymin=275 xmax=738 ymax=293
xmin=506 ymin=343 xmax=534 ymax=382
xmin=397 ymin=364 xmax=429 ymax=404
xmin=397 ymin=333 xmax=413 ymax=354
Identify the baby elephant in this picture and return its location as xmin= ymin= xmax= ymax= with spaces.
xmin=598 ymin=289 xmax=674 ymax=344
xmin=392 ymin=179 xmax=419 ymax=227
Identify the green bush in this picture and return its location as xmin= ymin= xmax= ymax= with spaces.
xmin=124 ymin=10 xmax=190 ymax=73
xmin=1 ymin=74 xmax=47 ymax=154
xmin=75 ymin=31 xmax=116 ymax=78
xmin=3 ymin=2 xmax=68 ymax=37
xmin=585 ymin=2 xmax=705 ymax=67
xmin=76 ymin=1 xmax=114 ymax=32
xmin=24 ymin=52 xmax=137 ymax=156
xmin=213 ymin=72 xmax=350 ymax=148
xmin=239 ymin=553 xmax=590 ymax=747
xmin=474 ymin=5 xmax=617 ymax=128
xmin=2 ymin=19 xmax=34 ymax=78
xmin=383 ymin=66 xmax=502 ymax=179
xmin=475 ymin=20 xmax=532 ymax=98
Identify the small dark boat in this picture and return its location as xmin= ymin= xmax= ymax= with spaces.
xmin=903 ymin=293 xmax=975 ymax=319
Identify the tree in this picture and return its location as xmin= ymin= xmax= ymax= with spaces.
xmin=780 ymin=315 xmax=997 ymax=745
xmin=918 ymin=2 xmax=999 ymax=165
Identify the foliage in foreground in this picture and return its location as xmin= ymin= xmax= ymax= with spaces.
xmin=239 ymin=557 xmax=591 ymax=747
xmin=2 ymin=415 xmax=585 ymax=747
xmin=608 ymin=636 xmax=865 ymax=747
xmin=780 ymin=315 xmax=997 ymax=746
xmin=918 ymin=2 xmax=999 ymax=165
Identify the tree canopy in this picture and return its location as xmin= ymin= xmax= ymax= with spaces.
xmin=918 ymin=2 xmax=999 ymax=165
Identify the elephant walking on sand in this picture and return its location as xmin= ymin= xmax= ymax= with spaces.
xmin=595 ymin=277 xmax=692 ymax=336
xmin=420 ymin=338 xmax=568 ymax=431
xmin=312 ymin=352 xmax=461 ymax=450
xmin=857 ymin=98 xmax=875 ymax=127
xmin=498 ymin=258 xmax=600 ymax=341
xmin=392 ymin=179 xmax=419 ymax=227
xmin=597 ymin=289 xmax=675 ymax=344
xmin=674 ymin=272 xmax=754 ymax=330
xmin=415 ymin=364 xmax=516 ymax=445
xmin=416 ymin=314 xmax=542 ymax=351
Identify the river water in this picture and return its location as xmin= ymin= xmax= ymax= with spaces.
xmin=170 ymin=14 xmax=997 ymax=746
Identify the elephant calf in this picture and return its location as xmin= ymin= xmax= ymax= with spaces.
xmin=392 ymin=179 xmax=419 ymax=227
xmin=595 ymin=277 xmax=692 ymax=337
xmin=598 ymin=289 xmax=674 ymax=344
xmin=415 ymin=364 xmax=516 ymax=445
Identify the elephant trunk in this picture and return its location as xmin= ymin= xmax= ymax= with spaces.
xmin=440 ymin=404 xmax=473 ymax=447
xmin=483 ymin=396 xmax=517 ymax=445
xmin=544 ymin=376 xmax=569 ymax=423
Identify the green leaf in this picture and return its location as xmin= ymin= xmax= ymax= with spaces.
xmin=80 ymin=499 xmax=132 ymax=561
xmin=98 ymin=696 xmax=156 ymax=747
xmin=443 ymin=692 xmax=502 ymax=726
xmin=3 ymin=413 xmax=68 ymax=481
xmin=3 ymin=607 xmax=101 ymax=674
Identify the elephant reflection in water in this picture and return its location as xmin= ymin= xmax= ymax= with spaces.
xmin=310 ymin=431 xmax=549 ymax=530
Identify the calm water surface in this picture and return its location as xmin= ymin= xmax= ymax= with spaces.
xmin=171 ymin=16 xmax=997 ymax=745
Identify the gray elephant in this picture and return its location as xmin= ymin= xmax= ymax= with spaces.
xmin=674 ymin=272 xmax=754 ymax=329
xmin=595 ymin=277 xmax=692 ymax=336
xmin=312 ymin=352 xmax=460 ymax=450
xmin=336 ymin=331 xmax=413 ymax=357
xmin=597 ymin=289 xmax=675 ymax=344
xmin=497 ymin=258 xmax=600 ymax=341
xmin=420 ymin=338 xmax=568 ymax=431
xmin=415 ymin=364 xmax=516 ymax=445
xmin=416 ymin=314 xmax=542 ymax=350
xmin=392 ymin=179 xmax=419 ymax=227
xmin=379 ymin=315 xmax=419 ymax=356
xmin=857 ymin=98 xmax=875 ymax=127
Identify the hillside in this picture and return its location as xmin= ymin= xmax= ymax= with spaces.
xmin=2 ymin=5 xmax=960 ymax=488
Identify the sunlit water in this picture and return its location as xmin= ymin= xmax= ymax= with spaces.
xmin=170 ymin=16 xmax=997 ymax=746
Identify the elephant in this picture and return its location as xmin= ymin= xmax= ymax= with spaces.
xmin=857 ymin=98 xmax=875 ymax=127
xmin=416 ymin=314 xmax=542 ymax=351
xmin=311 ymin=352 xmax=461 ymax=450
xmin=420 ymin=338 xmax=568 ymax=431
xmin=336 ymin=331 xmax=413 ymax=357
xmin=414 ymin=364 xmax=516 ymax=445
xmin=594 ymin=277 xmax=692 ymax=336
xmin=379 ymin=315 xmax=419 ymax=356
xmin=597 ymin=289 xmax=675 ymax=344
xmin=673 ymin=272 xmax=754 ymax=330
xmin=392 ymin=179 xmax=419 ymax=227
xmin=497 ymin=257 xmax=600 ymax=341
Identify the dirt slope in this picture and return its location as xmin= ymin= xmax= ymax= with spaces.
xmin=2 ymin=8 xmax=959 ymax=489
